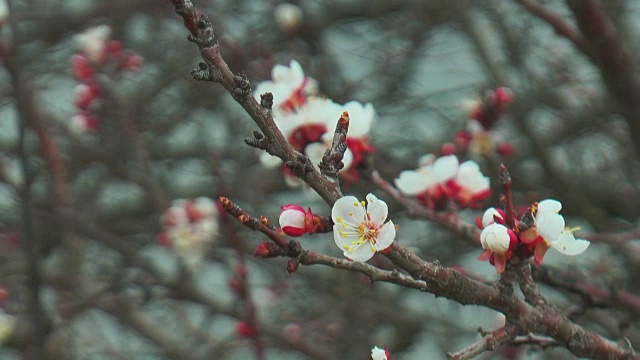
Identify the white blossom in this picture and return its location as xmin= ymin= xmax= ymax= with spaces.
xmin=332 ymin=194 xmax=395 ymax=262
xmin=253 ymin=60 xmax=317 ymax=114
xmin=160 ymin=197 xmax=219 ymax=270
xmin=535 ymin=199 xmax=590 ymax=256
xmin=480 ymin=223 xmax=511 ymax=255
xmin=395 ymin=155 xmax=458 ymax=196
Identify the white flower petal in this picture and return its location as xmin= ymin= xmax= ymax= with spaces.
xmin=466 ymin=119 xmax=483 ymax=133
xmin=272 ymin=61 xmax=302 ymax=87
xmin=342 ymin=101 xmax=375 ymax=138
xmin=343 ymin=241 xmax=376 ymax=262
xmin=538 ymin=199 xmax=562 ymax=214
xmin=371 ymin=347 xmax=388 ymax=360
xmin=259 ymin=152 xmax=283 ymax=168
xmin=395 ymin=168 xmax=435 ymax=195
xmin=456 ymin=161 xmax=490 ymax=192
xmin=433 ymin=155 xmax=459 ymax=182
xmin=481 ymin=207 xmax=502 ymax=227
xmin=341 ymin=147 xmax=354 ymax=170
xmin=536 ymin=213 xmax=564 ymax=242
xmin=480 ymin=223 xmax=510 ymax=254
xmin=304 ymin=142 xmax=328 ymax=169
xmin=366 ymin=193 xmax=388 ymax=226
xmin=333 ymin=224 xmax=360 ymax=247
xmin=418 ymin=153 xmax=436 ymax=167
xmin=313 ymin=98 xmax=347 ymax=128
xmin=194 ymin=197 xmax=217 ymax=217
xmin=375 ymin=221 xmax=396 ymax=250
xmin=332 ymin=196 xmax=366 ymax=227
xmin=279 ymin=209 xmax=306 ymax=229
xmin=551 ymin=230 xmax=590 ymax=255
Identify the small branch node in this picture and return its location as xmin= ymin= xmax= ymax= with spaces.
xmin=233 ymin=72 xmax=251 ymax=100
xmin=319 ymin=111 xmax=350 ymax=179
xmin=285 ymin=154 xmax=314 ymax=177
xmin=244 ymin=131 xmax=268 ymax=150
xmin=260 ymin=92 xmax=274 ymax=110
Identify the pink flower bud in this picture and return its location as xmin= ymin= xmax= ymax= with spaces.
xmin=283 ymin=323 xmax=304 ymax=343
xmin=279 ymin=204 xmax=313 ymax=237
xmin=157 ymin=232 xmax=171 ymax=248
xmin=70 ymin=112 xmax=100 ymax=134
xmin=74 ymin=83 xmax=102 ymax=110
xmin=439 ymin=142 xmax=457 ymax=156
xmin=106 ymin=40 xmax=123 ymax=60
xmin=496 ymin=142 xmax=514 ymax=157
xmin=493 ymin=87 xmax=513 ymax=107
xmin=454 ymin=130 xmax=472 ymax=152
xmin=122 ymin=54 xmax=143 ymax=72
xmin=253 ymin=242 xmax=284 ymax=258
xmin=0 ymin=286 xmax=8 ymax=307
xmin=184 ymin=200 xmax=205 ymax=223
xmin=71 ymin=54 xmax=94 ymax=81
xmin=235 ymin=321 xmax=254 ymax=338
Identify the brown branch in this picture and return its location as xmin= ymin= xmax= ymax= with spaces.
xmin=531 ymin=264 xmax=640 ymax=317
xmin=565 ymin=0 xmax=640 ymax=156
xmin=517 ymin=0 xmax=640 ymax=157
xmin=98 ymin=295 xmax=200 ymax=360
xmin=581 ymin=227 xmax=640 ymax=245
xmin=169 ymin=2 xmax=640 ymax=358
xmin=223 ymin=216 xmax=265 ymax=360
xmin=514 ymin=262 xmax=546 ymax=307
xmin=514 ymin=0 xmax=593 ymax=56
xmin=447 ymin=326 xmax=516 ymax=360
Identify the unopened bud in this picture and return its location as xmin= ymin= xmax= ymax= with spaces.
xmin=286 ymin=258 xmax=299 ymax=273
xmin=254 ymin=242 xmax=285 ymax=258
xmin=274 ymin=3 xmax=303 ymax=33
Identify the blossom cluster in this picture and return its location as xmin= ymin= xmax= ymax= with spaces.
xmin=452 ymin=87 xmax=514 ymax=157
xmin=157 ymin=197 xmax=219 ymax=270
xmin=395 ymin=154 xmax=490 ymax=209
xmin=70 ymin=25 xmax=143 ymax=134
xmin=478 ymin=199 xmax=590 ymax=274
xmin=254 ymin=60 xmax=375 ymax=184
xmin=278 ymin=193 xmax=396 ymax=262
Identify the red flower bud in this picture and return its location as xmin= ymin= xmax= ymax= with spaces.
xmin=254 ymin=242 xmax=286 ymax=258
xmin=279 ymin=204 xmax=316 ymax=237
xmin=287 ymin=258 xmax=299 ymax=273
xmin=106 ymin=40 xmax=123 ymax=59
xmin=493 ymin=87 xmax=513 ymax=107
xmin=71 ymin=54 xmax=94 ymax=81
xmin=157 ymin=232 xmax=172 ymax=248
xmin=235 ymin=321 xmax=254 ymax=338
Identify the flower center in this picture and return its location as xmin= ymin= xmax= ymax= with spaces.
xmin=357 ymin=221 xmax=379 ymax=245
